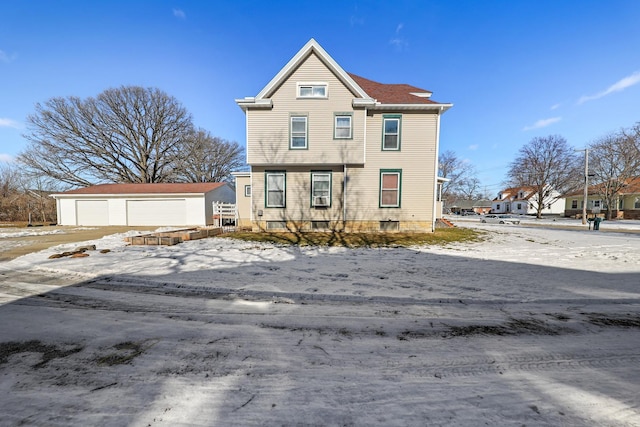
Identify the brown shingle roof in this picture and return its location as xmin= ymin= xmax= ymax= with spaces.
xmin=58 ymin=183 xmax=228 ymax=195
xmin=348 ymin=73 xmax=438 ymax=105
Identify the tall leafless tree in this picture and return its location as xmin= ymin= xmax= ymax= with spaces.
xmin=438 ymin=150 xmax=482 ymax=204
xmin=507 ymin=135 xmax=581 ymax=218
xmin=19 ymin=86 xmax=194 ymax=186
xmin=589 ymin=124 xmax=640 ymax=219
xmin=173 ymin=128 xmax=245 ymax=183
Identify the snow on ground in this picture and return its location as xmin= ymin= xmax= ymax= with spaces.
xmin=0 ymin=221 xmax=639 ymax=426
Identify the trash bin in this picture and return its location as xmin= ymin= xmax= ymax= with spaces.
xmin=593 ymin=217 xmax=602 ymax=231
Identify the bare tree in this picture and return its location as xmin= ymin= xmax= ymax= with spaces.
xmin=438 ymin=150 xmax=482 ymax=204
xmin=173 ymin=129 xmax=245 ymax=182
xmin=18 ymin=86 xmax=194 ymax=186
xmin=589 ymin=124 xmax=640 ymax=219
xmin=508 ymin=135 xmax=581 ymax=218
xmin=0 ymin=162 xmax=57 ymax=223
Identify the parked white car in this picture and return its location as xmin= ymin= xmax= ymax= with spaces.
xmin=481 ymin=214 xmax=521 ymax=224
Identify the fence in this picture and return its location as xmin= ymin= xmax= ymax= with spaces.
xmin=212 ymin=202 xmax=237 ymax=230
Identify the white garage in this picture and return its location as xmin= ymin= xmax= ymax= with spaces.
xmin=52 ymin=183 xmax=235 ymax=227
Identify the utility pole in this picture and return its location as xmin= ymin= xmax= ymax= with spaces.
xmin=575 ymin=148 xmax=589 ymax=225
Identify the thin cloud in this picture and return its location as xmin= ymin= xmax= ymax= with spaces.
xmin=0 ymin=49 xmax=16 ymax=63
xmin=389 ymin=23 xmax=408 ymax=51
xmin=0 ymin=118 xmax=21 ymax=129
xmin=0 ymin=153 xmax=14 ymax=163
xmin=468 ymin=144 xmax=479 ymax=151
xmin=578 ymin=71 xmax=640 ymax=104
xmin=523 ymin=117 xmax=561 ymax=131
xmin=173 ymin=8 xmax=186 ymax=19
xmin=550 ymin=103 xmax=561 ymax=110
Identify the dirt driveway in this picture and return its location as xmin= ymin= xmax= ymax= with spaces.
xmin=0 ymin=226 xmax=155 ymax=262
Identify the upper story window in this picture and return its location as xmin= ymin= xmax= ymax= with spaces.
xmin=382 ymin=114 xmax=401 ymax=150
xmin=290 ymin=115 xmax=308 ymax=149
xmin=297 ymin=82 xmax=327 ymax=98
xmin=334 ymin=114 xmax=352 ymax=139
xmin=244 ymin=185 xmax=251 ymax=197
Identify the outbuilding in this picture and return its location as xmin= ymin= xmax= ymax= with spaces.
xmin=52 ymin=183 xmax=235 ymax=226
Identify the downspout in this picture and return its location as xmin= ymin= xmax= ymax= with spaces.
xmin=343 ymin=164 xmax=347 ymax=230
xmin=432 ymin=106 xmax=443 ymax=232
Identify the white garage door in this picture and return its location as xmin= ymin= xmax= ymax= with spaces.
xmin=76 ymin=200 xmax=109 ymax=225
xmin=126 ymin=199 xmax=187 ymax=226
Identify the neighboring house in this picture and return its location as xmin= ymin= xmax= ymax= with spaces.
xmin=234 ymin=39 xmax=452 ymax=232
xmin=448 ymin=199 xmax=492 ymax=215
xmin=563 ymin=177 xmax=640 ymax=219
xmin=52 ymin=183 xmax=235 ymax=226
xmin=492 ymin=187 xmax=565 ymax=215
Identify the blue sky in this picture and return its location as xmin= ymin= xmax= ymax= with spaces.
xmin=2 ymin=1 xmax=640 ymax=194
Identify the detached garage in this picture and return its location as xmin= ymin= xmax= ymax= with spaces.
xmin=52 ymin=183 xmax=235 ymax=226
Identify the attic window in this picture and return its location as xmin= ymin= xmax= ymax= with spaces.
xmin=298 ymin=83 xmax=327 ymax=98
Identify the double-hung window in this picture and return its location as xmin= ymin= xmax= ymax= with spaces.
xmin=571 ymin=200 xmax=578 ymax=209
xmin=265 ymin=172 xmax=285 ymax=208
xmin=334 ymin=114 xmax=352 ymax=139
xmin=380 ymin=170 xmax=401 ymax=207
xmin=635 ymin=197 xmax=640 ymax=209
xmin=311 ymin=172 xmax=331 ymax=207
xmin=290 ymin=115 xmax=308 ymax=149
xmin=382 ymin=115 xmax=401 ymax=150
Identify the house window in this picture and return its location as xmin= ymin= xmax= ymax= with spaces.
xmin=496 ymin=204 xmax=500 ymax=210
xmin=593 ymin=200 xmax=601 ymax=208
xmin=380 ymin=170 xmax=401 ymax=207
xmin=298 ymin=83 xmax=327 ymax=98
xmin=334 ymin=114 xmax=352 ymax=139
xmin=571 ymin=199 xmax=578 ymax=209
xmin=380 ymin=221 xmax=400 ymax=231
xmin=266 ymin=221 xmax=286 ymax=230
xmin=382 ymin=115 xmax=401 ymax=150
xmin=265 ymin=172 xmax=285 ymax=207
xmin=311 ymin=172 xmax=331 ymax=207
xmin=244 ymin=185 xmax=251 ymax=197
xmin=290 ymin=115 xmax=308 ymax=149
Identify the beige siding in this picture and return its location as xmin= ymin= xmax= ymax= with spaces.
xmin=234 ymin=175 xmax=252 ymax=229
xmin=247 ymin=52 xmax=365 ymax=165
xmin=344 ymin=112 xmax=438 ymax=228
xmin=250 ymin=166 xmax=345 ymax=229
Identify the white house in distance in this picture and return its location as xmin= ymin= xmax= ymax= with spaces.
xmin=234 ymin=38 xmax=452 ymax=232
xmin=52 ymin=183 xmax=235 ymax=226
xmin=492 ymin=186 xmax=565 ymax=215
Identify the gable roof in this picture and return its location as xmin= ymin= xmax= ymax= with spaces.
xmin=563 ymin=177 xmax=640 ymax=197
xmin=54 ymin=183 xmax=229 ymax=196
xmin=236 ymin=38 xmax=452 ymax=112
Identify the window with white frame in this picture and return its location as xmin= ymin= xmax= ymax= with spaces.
xmin=380 ymin=170 xmax=401 ymax=207
xmin=290 ymin=116 xmax=308 ymax=149
xmin=265 ymin=172 xmax=285 ymax=207
xmin=244 ymin=185 xmax=251 ymax=197
xmin=382 ymin=115 xmax=401 ymax=150
xmin=593 ymin=200 xmax=601 ymax=208
xmin=635 ymin=197 xmax=640 ymax=209
xmin=334 ymin=114 xmax=352 ymax=139
xmin=311 ymin=172 xmax=331 ymax=207
xmin=298 ymin=83 xmax=327 ymax=98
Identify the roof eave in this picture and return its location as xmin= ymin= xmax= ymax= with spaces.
xmin=367 ymin=103 xmax=453 ymax=112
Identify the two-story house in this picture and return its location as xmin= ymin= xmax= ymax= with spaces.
xmin=234 ymin=39 xmax=452 ymax=232
xmin=492 ymin=186 xmax=565 ymax=215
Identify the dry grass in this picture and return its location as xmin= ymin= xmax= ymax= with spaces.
xmin=221 ymin=227 xmax=483 ymax=248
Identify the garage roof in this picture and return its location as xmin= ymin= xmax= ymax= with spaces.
xmin=54 ymin=183 xmax=229 ymax=196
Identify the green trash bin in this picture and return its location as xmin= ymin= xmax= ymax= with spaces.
xmin=593 ymin=217 xmax=602 ymax=231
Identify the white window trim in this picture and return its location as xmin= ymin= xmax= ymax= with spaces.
xmin=311 ymin=172 xmax=331 ymax=207
xmin=265 ymin=172 xmax=286 ymax=208
xmin=334 ymin=114 xmax=352 ymax=139
xmin=244 ymin=185 xmax=251 ymax=197
xmin=290 ymin=115 xmax=308 ymax=149
xmin=382 ymin=115 xmax=401 ymax=151
xmin=297 ymin=82 xmax=328 ymax=99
